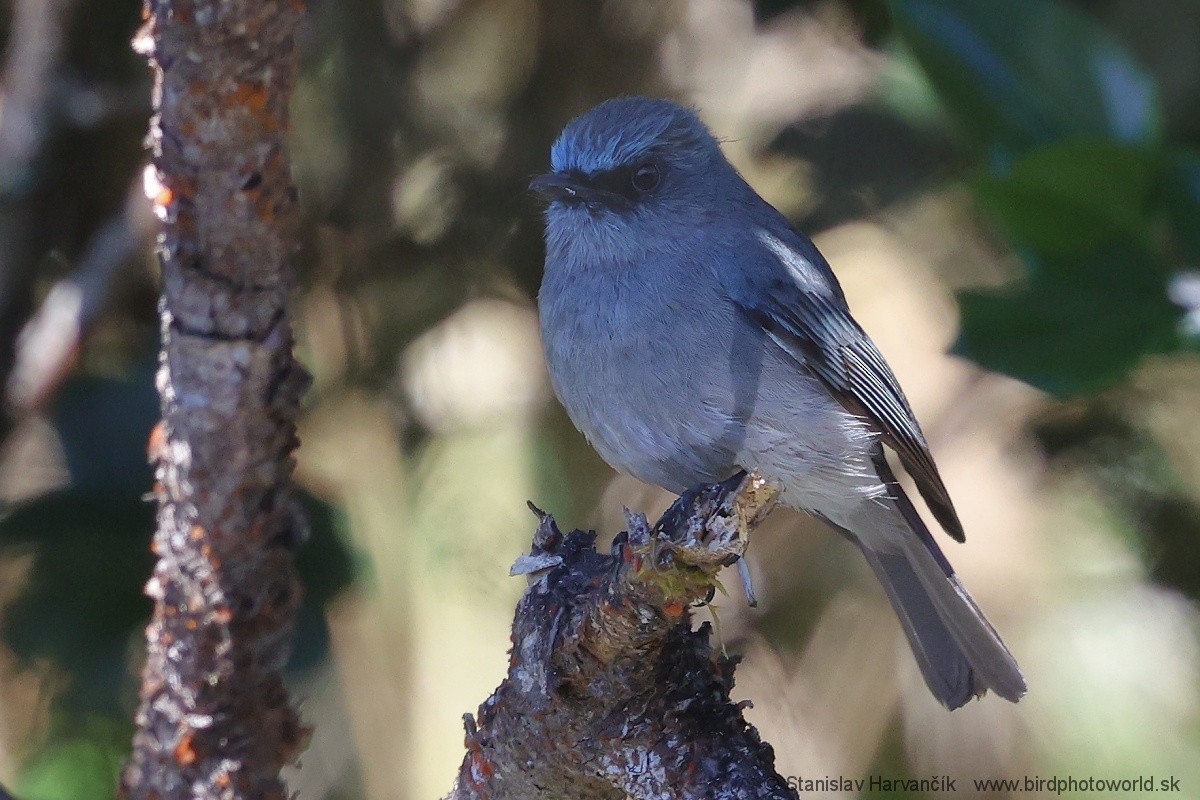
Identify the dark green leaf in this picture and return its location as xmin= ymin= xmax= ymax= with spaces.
xmin=0 ymin=487 xmax=358 ymax=713
xmin=1161 ymin=149 xmax=1200 ymax=261
xmin=290 ymin=491 xmax=360 ymax=671
xmin=50 ymin=370 xmax=159 ymax=493
xmin=974 ymin=140 xmax=1159 ymax=254
xmin=955 ymin=242 xmax=1179 ymax=395
xmin=890 ymin=0 xmax=1161 ymax=154
xmin=0 ymin=491 xmax=155 ymax=713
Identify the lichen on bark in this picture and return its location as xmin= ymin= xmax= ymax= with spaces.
xmin=120 ymin=1 xmax=310 ymax=797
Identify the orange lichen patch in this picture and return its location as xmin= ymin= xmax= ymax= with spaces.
xmin=147 ymin=421 xmax=167 ymax=460
xmin=213 ymin=606 xmax=233 ymax=624
xmin=174 ymin=733 xmax=198 ymax=766
xmin=190 ymin=525 xmax=205 ymax=540
xmin=154 ymin=185 xmax=174 ymax=208
xmin=230 ymin=83 xmax=268 ymax=113
xmin=620 ymin=544 xmax=643 ymax=571
xmin=468 ymin=749 xmax=495 ymax=784
xmin=663 ymin=599 xmax=686 ymax=619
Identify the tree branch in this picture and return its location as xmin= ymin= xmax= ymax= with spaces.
xmin=446 ymin=472 xmax=800 ymax=800
xmin=6 ymin=178 xmax=152 ymax=413
xmin=0 ymin=0 xmax=78 ymax=441
xmin=119 ymin=0 xmax=309 ymax=797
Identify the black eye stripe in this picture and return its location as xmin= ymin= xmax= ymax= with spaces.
xmin=573 ymin=159 xmax=664 ymax=202
xmin=589 ymin=166 xmax=640 ymax=197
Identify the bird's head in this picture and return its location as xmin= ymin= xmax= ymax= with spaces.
xmin=531 ymin=97 xmax=738 ymax=264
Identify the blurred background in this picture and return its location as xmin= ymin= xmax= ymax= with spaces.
xmin=0 ymin=0 xmax=1198 ymax=797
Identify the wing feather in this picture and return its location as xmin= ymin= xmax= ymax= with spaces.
xmin=733 ymin=229 xmax=966 ymax=542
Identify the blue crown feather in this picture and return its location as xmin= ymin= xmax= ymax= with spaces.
xmin=549 ymin=97 xmax=712 ymax=175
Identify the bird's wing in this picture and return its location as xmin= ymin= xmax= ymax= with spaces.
xmin=727 ymin=228 xmax=966 ymax=542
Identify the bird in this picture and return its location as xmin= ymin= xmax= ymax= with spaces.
xmin=530 ymin=96 xmax=1025 ymax=710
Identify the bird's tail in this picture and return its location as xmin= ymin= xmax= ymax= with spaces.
xmin=846 ymin=491 xmax=1026 ymax=709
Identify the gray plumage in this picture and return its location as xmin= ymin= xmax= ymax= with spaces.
xmin=532 ymin=96 xmax=1025 ymax=709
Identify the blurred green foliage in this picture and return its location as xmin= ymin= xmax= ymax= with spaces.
xmin=891 ymin=0 xmax=1162 ymax=151
xmin=13 ymin=716 xmax=125 ymax=800
xmin=0 ymin=373 xmax=357 ymax=785
xmin=892 ymin=0 xmax=1197 ymax=395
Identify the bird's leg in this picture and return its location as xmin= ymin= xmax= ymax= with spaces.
xmin=705 ymin=471 xmax=762 ymax=607
xmin=657 ymin=470 xmax=775 ymax=609
xmin=738 ymin=555 xmax=758 ymax=608
xmin=728 ymin=469 xmax=779 ymax=608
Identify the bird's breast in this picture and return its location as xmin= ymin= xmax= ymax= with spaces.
xmin=537 ymin=255 xmax=750 ymax=491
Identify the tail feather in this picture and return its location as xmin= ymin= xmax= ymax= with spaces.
xmin=859 ymin=547 xmax=980 ymax=707
xmin=844 ymin=492 xmax=1026 ymax=709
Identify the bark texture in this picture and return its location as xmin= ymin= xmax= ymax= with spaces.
xmin=120 ymin=0 xmax=309 ymax=798
xmin=447 ymin=473 xmax=800 ymax=800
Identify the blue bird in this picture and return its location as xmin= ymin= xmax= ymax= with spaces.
xmin=531 ymin=97 xmax=1025 ymax=709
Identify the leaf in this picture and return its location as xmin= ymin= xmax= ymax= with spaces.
xmin=1161 ymin=149 xmax=1200 ymax=261
xmin=974 ymin=139 xmax=1159 ymax=254
xmin=0 ymin=491 xmax=156 ymax=713
xmin=15 ymin=718 xmax=126 ymax=800
xmin=0 ymin=486 xmax=358 ymax=713
xmin=290 ymin=490 xmax=359 ymax=671
xmin=955 ymin=242 xmax=1180 ymax=395
xmin=890 ymin=0 xmax=1161 ymax=155
xmin=50 ymin=370 xmax=160 ymax=493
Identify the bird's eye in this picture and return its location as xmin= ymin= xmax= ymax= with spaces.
xmin=630 ymin=161 xmax=661 ymax=193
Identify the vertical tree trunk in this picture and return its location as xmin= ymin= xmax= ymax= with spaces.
xmin=120 ymin=0 xmax=309 ymax=797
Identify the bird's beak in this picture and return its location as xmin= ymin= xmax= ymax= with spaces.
xmin=529 ymin=172 xmax=584 ymax=203
xmin=530 ymin=171 xmax=626 ymax=209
